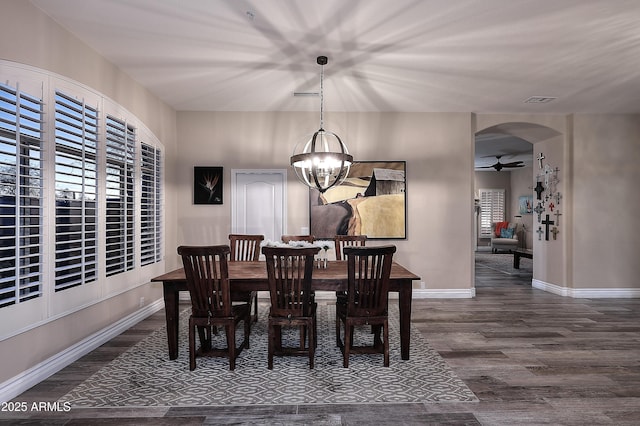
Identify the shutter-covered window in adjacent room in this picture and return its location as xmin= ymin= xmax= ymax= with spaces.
xmin=0 ymin=83 xmax=43 ymax=307
xmin=54 ymin=91 xmax=98 ymax=291
xmin=479 ymin=188 xmax=505 ymax=238
xmin=140 ymin=142 xmax=162 ymax=266
xmin=105 ymin=116 xmax=135 ymax=276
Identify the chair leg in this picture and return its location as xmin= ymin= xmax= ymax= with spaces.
xmin=343 ymin=321 xmax=351 ymax=368
xmin=253 ymin=293 xmax=258 ymax=323
xmin=226 ymin=324 xmax=236 ymax=371
xmin=308 ymin=320 xmax=315 ymax=369
xmin=244 ymin=315 xmax=251 ymax=349
xmin=188 ymin=318 xmax=196 ymax=371
xmin=299 ymin=326 xmax=306 ymax=350
xmin=383 ymin=320 xmax=390 ymax=367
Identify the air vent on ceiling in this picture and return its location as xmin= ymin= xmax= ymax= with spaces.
xmin=524 ymin=96 xmax=557 ymax=104
xmin=293 ymin=92 xmax=319 ymax=97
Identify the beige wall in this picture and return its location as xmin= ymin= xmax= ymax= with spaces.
xmin=175 ymin=111 xmax=475 ymax=291
xmin=0 ymin=0 xmax=177 ymax=383
xmin=572 ymin=114 xmax=640 ymax=289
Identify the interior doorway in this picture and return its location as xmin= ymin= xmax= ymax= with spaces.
xmin=231 ymin=169 xmax=287 ymax=243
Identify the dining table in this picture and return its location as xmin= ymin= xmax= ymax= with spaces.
xmin=151 ymin=260 xmax=421 ymax=361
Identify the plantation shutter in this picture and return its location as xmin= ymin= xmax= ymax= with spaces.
xmin=54 ymin=91 xmax=98 ymax=291
xmin=105 ymin=116 xmax=135 ymax=276
xmin=140 ymin=142 xmax=162 ymax=266
xmin=0 ymin=83 xmax=44 ymax=307
xmin=478 ymin=188 xmax=505 ymax=237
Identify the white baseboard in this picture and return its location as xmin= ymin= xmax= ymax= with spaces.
xmin=412 ymin=288 xmax=476 ymax=298
xmin=0 ymin=298 xmax=164 ymax=403
xmin=532 ymin=279 xmax=640 ymax=298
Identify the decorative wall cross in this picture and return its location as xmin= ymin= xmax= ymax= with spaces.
xmin=555 ymin=192 xmax=562 ymax=205
xmin=551 ymin=226 xmax=560 ymax=240
xmin=534 ymin=181 xmax=545 ymax=200
xmin=554 ymin=210 xmax=562 ymax=226
xmin=534 ymin=202 xmax=545 ymax=222
xmin=548 ymin=202 xmax=555 ymax=212
xmin=536 ymin=226 xmax=544 ymax=241
xmin=541 ymin=214 xmax=555 ymax=241
xmin=537 ymin=152 xmax=545 ymax=169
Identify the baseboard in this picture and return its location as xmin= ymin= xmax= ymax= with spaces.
xmin=412 ymin=288 xmax=476 ymax=298
xmin=0 ymin=298 xmax=164 ymax=403
xmin=532 ymin=279 xmax=640 ymax=298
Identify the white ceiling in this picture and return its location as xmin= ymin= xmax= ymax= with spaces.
xmin=28 ymin=0 xmax=639 ymax=170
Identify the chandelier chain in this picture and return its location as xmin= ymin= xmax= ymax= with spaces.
xmin=319 ymin=62 xmax=324 ymax=129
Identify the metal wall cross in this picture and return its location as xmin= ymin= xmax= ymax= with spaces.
xmin=536 ymin=226 xmax=544 ymax=241
xmin=554 ymin=210 xmax=562 ymax=226
xmin=541 ymin=214 xmax=555 ymax=241
xmin=537 ymin=152 xmax=545 ymax=169
xmin=534 ymin=181 xmax=545 ymax=200
xmin=551 ymin=226 xmax=560 ymax=240
xmin=534 ymin=203 xmax=545 ymax=222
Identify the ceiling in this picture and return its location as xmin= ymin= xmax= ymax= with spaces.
xmin=29 ymin=0 xmax=639 ymax=169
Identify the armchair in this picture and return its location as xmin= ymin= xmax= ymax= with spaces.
xmin=490 ymin=221 xmax=519 ymax=253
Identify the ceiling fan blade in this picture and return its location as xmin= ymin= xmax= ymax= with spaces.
xmin=501 ymin=161 xmax=524 ymax=168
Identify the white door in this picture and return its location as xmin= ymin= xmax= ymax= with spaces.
xmin=231 ymin=169 xmax=287 ymax=243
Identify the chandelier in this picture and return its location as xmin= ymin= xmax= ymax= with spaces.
xmin=290 ymin=56 xmax=353 ymax=193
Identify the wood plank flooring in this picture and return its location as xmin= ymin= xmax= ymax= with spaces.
xmin=2 ymin=259 xmax=639 ymax=425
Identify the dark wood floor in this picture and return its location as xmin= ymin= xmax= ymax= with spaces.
xmin=3 ymin=259 xmax=640 ymax=425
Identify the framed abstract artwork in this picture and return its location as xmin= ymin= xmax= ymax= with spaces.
xmin=194 ymin=166 xmax=223 ymax=205
xmin=309 ymin=161 xmax=406 ymax=240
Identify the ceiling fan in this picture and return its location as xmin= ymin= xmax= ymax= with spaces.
xmin=479 ymin=155 xmax=525 ymax=171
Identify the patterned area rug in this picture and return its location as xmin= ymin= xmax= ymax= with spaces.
xmin=475 ymin=250 xmax=533 ymax=277
xmin=60 ymin=304 xmax=477 ymax=407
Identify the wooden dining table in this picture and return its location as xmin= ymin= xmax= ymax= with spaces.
xmin=151 ymin=260 xmax=421 ymax=361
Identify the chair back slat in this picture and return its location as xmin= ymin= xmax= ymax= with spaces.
xmin=344 ymin=245 xmax=396 ymax=317
xmin=229 ymin=234 xmax=264 ymax=261
xmin=281 ymin=235 xmax=315 ymax=244
xmin=334 ymin=235 xmax=367 ymax=260
xmin=178 ymin=245 xmax=232 ymax=318
xmin=263 ymin=246 xmax=319 ymax=317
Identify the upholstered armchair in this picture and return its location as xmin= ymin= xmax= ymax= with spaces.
xmin=490 ymin=221 xmax=519 ymax=253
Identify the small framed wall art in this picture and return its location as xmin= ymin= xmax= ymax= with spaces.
xmin=194 ymin=166 xmax=223 ymax=205
xmin=519 ymin=195 xmax=533 ymax=214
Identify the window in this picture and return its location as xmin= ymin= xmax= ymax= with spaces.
xmin=140 ymin=142 xmax=162 ymax=266
xmin=0 ymin=62 xmax=165 ymax=327
xmin=478 ymin=188 xmax=505 ymax=237
xmin=105 ymin=116 xmax=135 ymax=276
xmin=54 ymin=91 xmax=99 ymax=291
xmin=0 ymin=83 xmax=43 ymax=308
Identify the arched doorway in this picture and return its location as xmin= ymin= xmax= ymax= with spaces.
xmin=473 ymin=121 xmax=564 ymax=289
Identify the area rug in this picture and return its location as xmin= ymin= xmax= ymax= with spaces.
xmin=60 ymin=304 xmax=477 ymax=407
xmin=475 ymin=250 xmax=533 ymax=277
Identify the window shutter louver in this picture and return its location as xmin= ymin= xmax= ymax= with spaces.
xmin=0 ymin=83 xmax=44 ymax=307
xmin=54 ymin=91 xmax=98 ymax=291
xmin=105 ymin=116 xmax=135 ymax=276
xmin=140 ymin=142 xmax=162 ymax=266
xmin=479 ymin=189 xmax=505 ymax=238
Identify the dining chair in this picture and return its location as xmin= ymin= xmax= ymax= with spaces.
xmin=229 ymin=234 xmax=264 ymax=323
xmin=262 ymin=245 xmax=320 ymax=369
xmin=177 ymin=245 xmax=251 ymax=371
xmin=281 ymin=235 xmax=315 ymax=244
xmin=334 ymin=235 xmax=367 ymax=260
xmin=335 ymin=245 xmax=396 ymax=367
xmin=334 ymin=235 xmax=367 ymax=300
